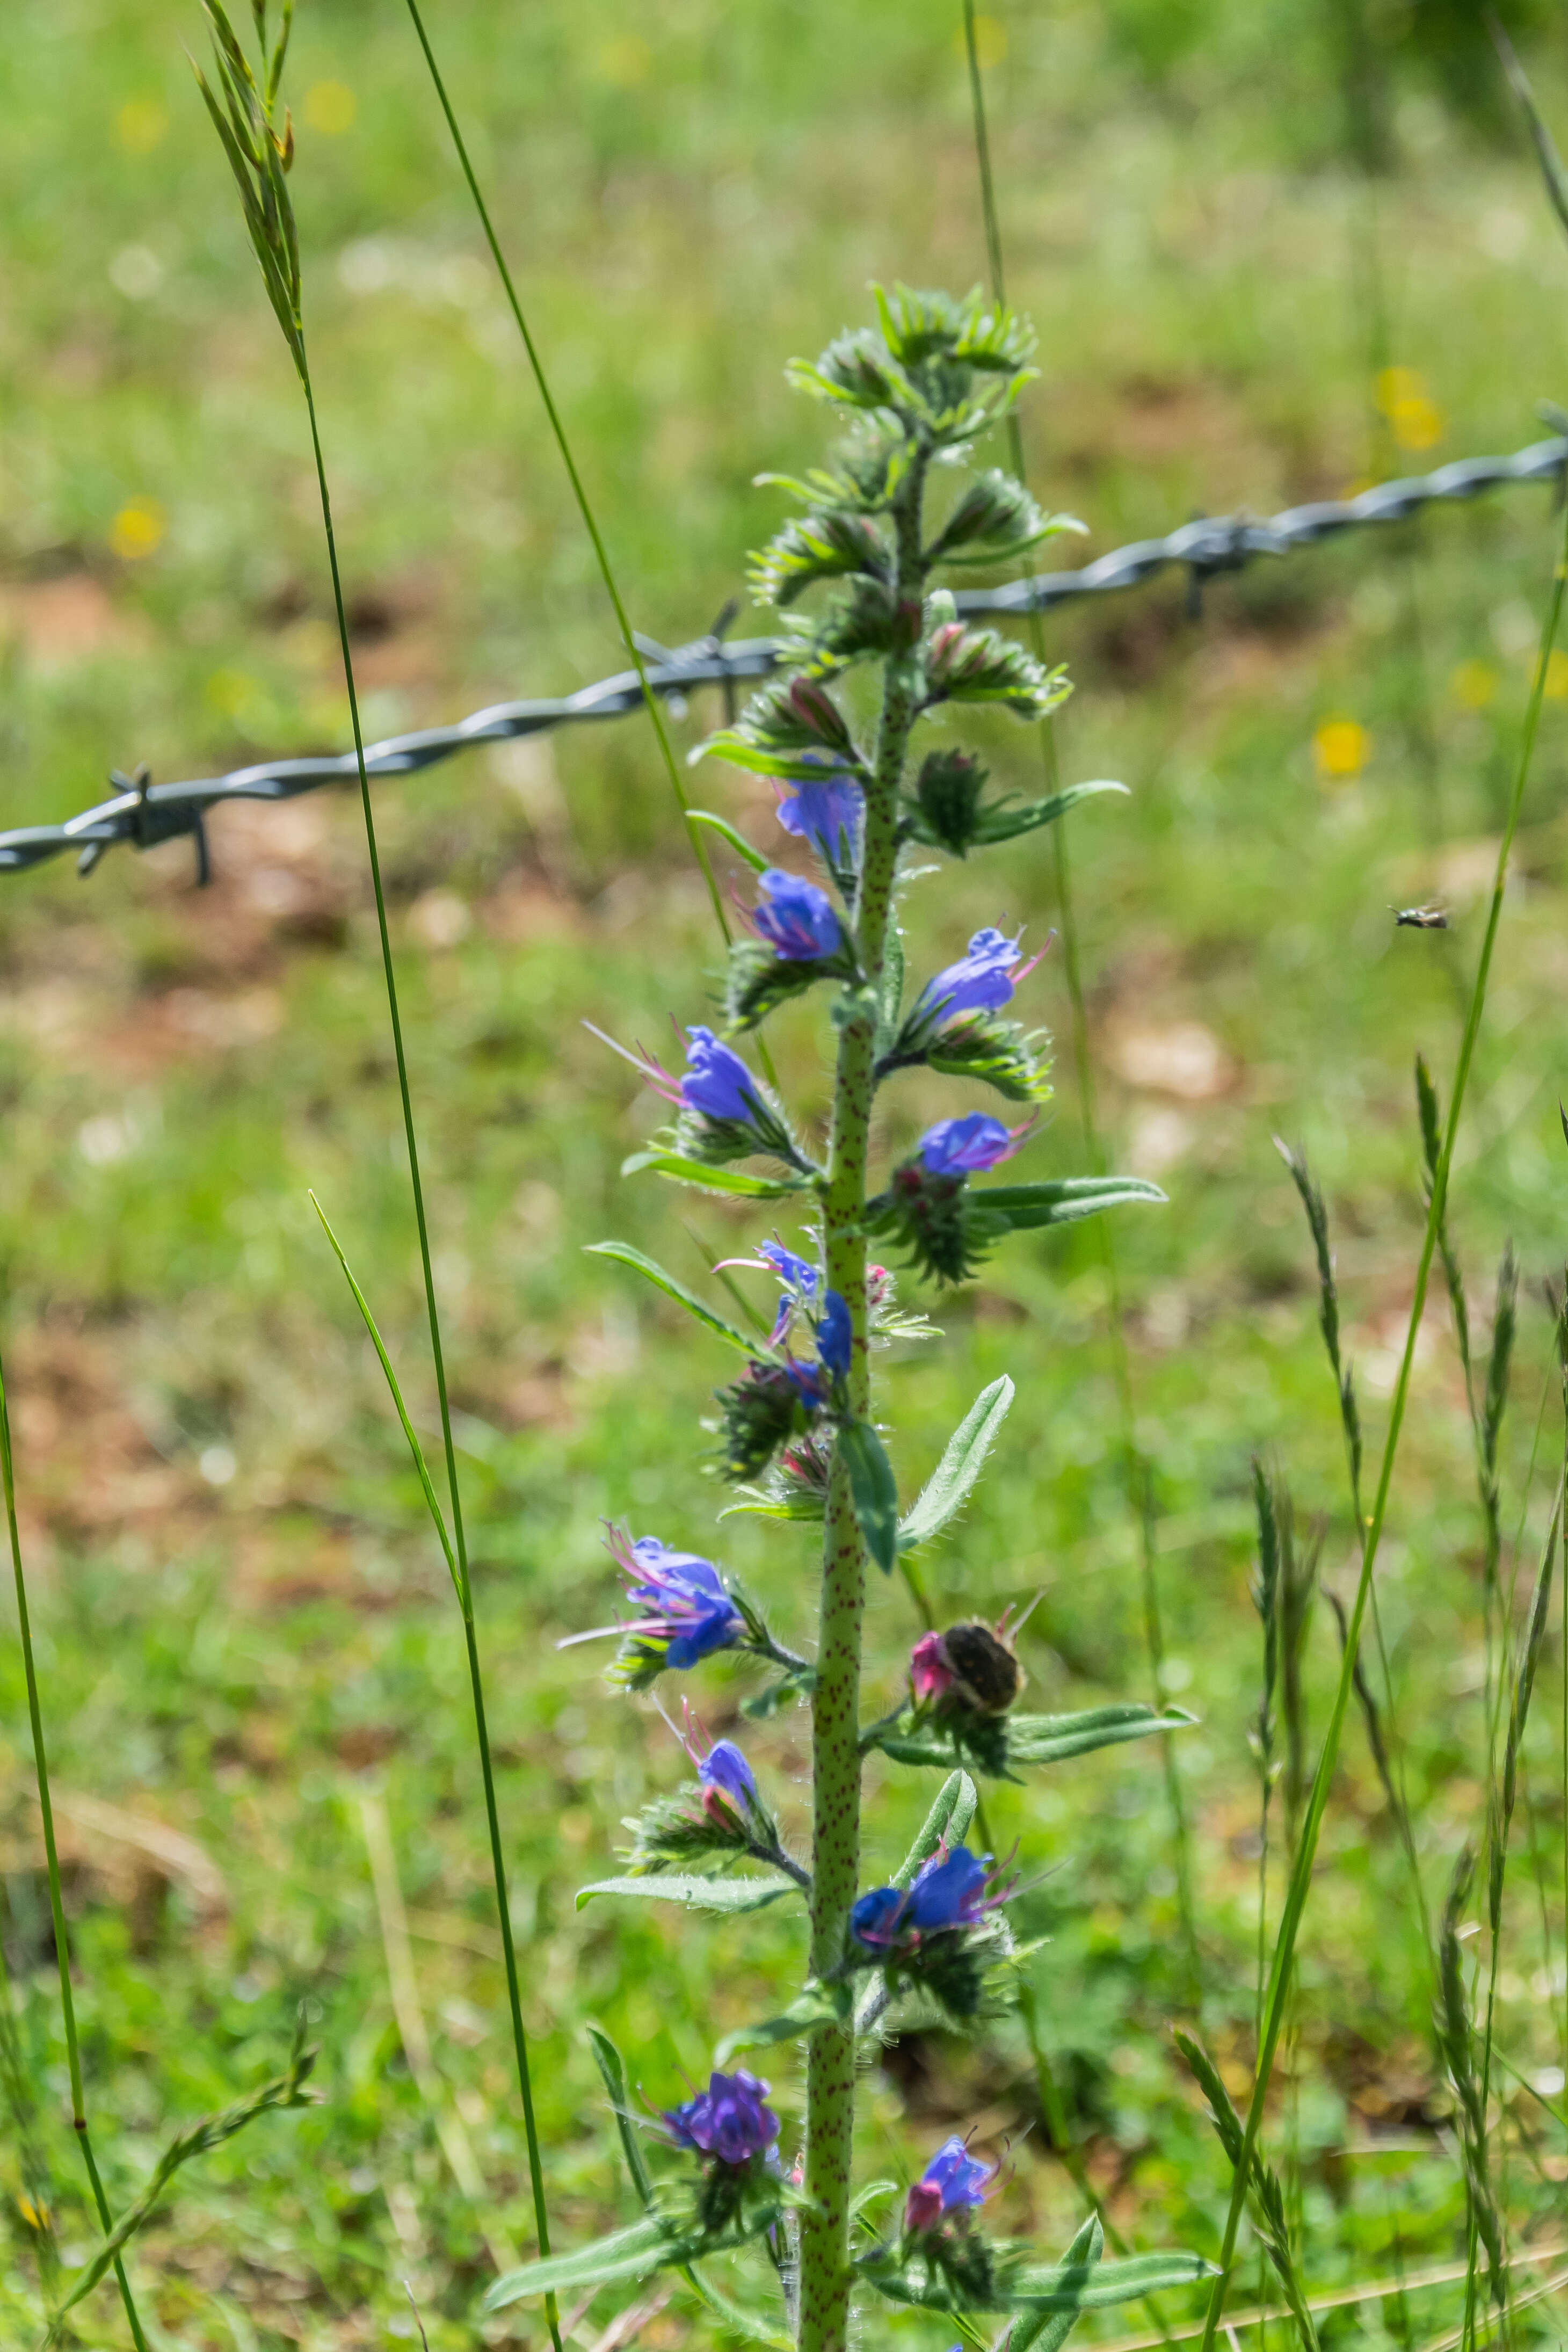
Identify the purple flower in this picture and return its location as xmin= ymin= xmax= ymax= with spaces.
xmin=783 ymin=1288 xmax=852 ymax=1405
xmin=918 ymin=1113 xmax=1026 ymax=1178
xmin=751 ymin=869 xmax=843 ymax=962
xmin=679 ymin=1027 xmax=764 ymax=1125
xmin=904 ymin=2135 xmax=996 ymax=2233
xmin=665 ymin=2068 xmax=781 ymax=2166
xmin=850 ymin=1844 xmax=1004 ymax=1954
xmin=757 ymin=1240 xmax=819 ymax=1296
xmin=609 ymin=1531 xmax=744 ymax=1669
xmin=849 ymin=1883 xmax=910 ymax=1949
xmin=914 ymin=926 xmax=1040 ymax=1028
xmin=714 ymin=1237 xmax=819 ymax=1348
xmin=906 ymin=1846 xmax=991 ymax=1930
xmin=775 ymin=771 xmax=862 ymax=864
xmin=699 ymin=1739 xmax=759 ymax=1813
xmin=816 ymin=1289 xmax=852 ymax=1381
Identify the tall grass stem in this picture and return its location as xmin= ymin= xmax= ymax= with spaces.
xmin=0 ymin=1342 xmax=149 ymax=2350
xmin=297 ymin=374 xmax=563 ymax=2352
xmin=1195 ymin=455 xmax=1568 ymax=2352
xmin=397 ymin=0 xmax=731 ymax=950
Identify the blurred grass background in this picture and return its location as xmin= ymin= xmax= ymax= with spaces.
xmin=4 ymin=0 xmax=1568 ymax=2343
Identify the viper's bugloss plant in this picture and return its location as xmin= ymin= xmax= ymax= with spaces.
xmin=489 ymin=288 xmax=1207 ymax=2351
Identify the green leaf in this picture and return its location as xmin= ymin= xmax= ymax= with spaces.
xmin=585 ymin=1242 xmax=758 ymax=1354
xmin=899 ymin=1375 xmax=1014 ymax=1551
xmin=620 ymin=1152 xmax=805 ymax=1198
xmin=840 ymin=1419 xmax=899 ymax=1574
xmin=892 ymin=1770 xmax=978 ymax=1889
xmin=687 ymin=809 xmax=769 ymax=873
xmin=974 ymin=1177 xmax=1166 ymax=1233
xmin=715 ymin=1981 xmax=851 ymax=2064
xmin=576 ymin=1873 xmax=800 ymax=1915
xmin=1009 ymin=2215 xmax=1104 ymax=2352
xmin=865 ymin=2247 xmax=1213 ymax=2316
xmin=721 ymin=1493 xmax=826 ymax=1525
xmin=870 ymin=1704 xmax=1196 ymax=1773
xmin=586 ymin=2027 xmax=655 ymax=2210
xmin=739 ymin=1667 xmax=817 ymax=1719
xmin=971 ymin=778 xmax=1128 ymax=845
xmin=1013 ymin=2250 xmax=1217 ymax=2312
xmin=1008 ymin=1705 xmax=1196 ymax=1765
xmin=484 ymin=2212 xmax=780 ymax=2310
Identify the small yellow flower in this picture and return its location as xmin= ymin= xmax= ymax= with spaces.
xmin=1390 ymin=394 xmax=1443 ymax=453
xmin=954 ymin=14 xmax=1008 ymax=67
xmin=304 ymin=81 xmax=357 ymax=135
xmin=109 ymin=498 xmax=165 ymax=562
xmin=1312 ymin=716 xmax=1369 ymax=782
xmin=1375 ymin=365 xmax=1424 ymax=415
xmin=116 ymin=97 xmax=169 ymax=154
xmin=206 ymin=668 xmax=261 ymax=722
xmin=1450 ymin=659 xmax=1497 ymax=710
xmin=596 ymin=34 xmax=652 ymax=86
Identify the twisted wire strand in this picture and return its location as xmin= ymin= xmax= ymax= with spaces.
xmin=6 ymin=433 xmax=1563 ymax=884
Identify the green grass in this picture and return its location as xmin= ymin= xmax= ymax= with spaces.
xmin=3 ymin=0 xmax=1568 ymax=2344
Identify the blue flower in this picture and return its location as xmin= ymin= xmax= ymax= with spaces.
xmin=756 ymin=1240 xmax=819 ymax=1296
xmin=664 ymin=2068 xmax=781 ymax=2166
xmin=906 ymin=1845 xmax=991 ymax=1930
xmin=850 ymin=1844 xmax=1002 ymax=1954
xmin=918 ymin=1113 xmax=1025 ymax=1178
xmin=775 ymin=771 xmax=862 ymax=865
xmin=904 ymin=2135 xmax=996 ymax=2232
xmin=699 ymin=1738 xmax=759 ymax=1813
xmin=609 ymin=1532 xmax=744 ymax=1670
xmin=680 ymin=1027 xmax=765 ymax=1125
xmin=816 ymin=1289 xmax=852 ymax=1380
xmin=751 ymin=869 xmax=844 ymax=962
xmin=914 ymin=926 xmax=1039 ymax=1028
xmin=849 ymin=1883 xmax=910 ymax=1950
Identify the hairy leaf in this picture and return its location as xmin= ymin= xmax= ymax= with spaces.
xmin=975 ymin=1177 xmax=1166 ymax=1232
xmin=892 ymin=1770 xmax=978 ymax=1889
xmin=577 ymin=1873 xmax=800 ymax=1914
xmin=619 ymin=1153 xmax=805 ymax=1199
xmin=899 ymin=1375 xmax=1014 ymax=1550
xmin=869 ymin=1703 xmax=1196 ymax=1774
xmin=585 ymin=1242 xmax=757 ymax=1353
xmin=1007 ymin=2215 xmax=1104 ymax=2352
xmin=484 ymin=2212 xmax=779 ymax=2310
xmin=841 ymin=1418 xmax=900 ymax=1574
xmin=715 ymin=1981 xmax=851 ymax=2065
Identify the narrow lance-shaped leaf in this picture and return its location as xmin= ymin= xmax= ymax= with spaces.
xmin=974 ymin=1177 xmax=1165 ymax=1233
xmin=585 ymin=1241 xmax=758 ymax=1354
xmin=841 ymin=1418 xmax=900 ymax=1574
xmin=899 ymin=1375 xmax=1014 ymax=1550
xmin=892 ymin=1770 xmax=978 ymax=1888
xmin=620 ymin=1152 xmax=807 ymax=1199
xmin=485 ymin=2214 xmax=768 ymax=2310
xmin=870 ymin=1703 xmax=1196 ymax=1774
xmin=715 ymin=1981 xmax=852 ymax=2066
xmin=576 ymin=1872 xmax=800 ymax=1916
xmin=587 ymin=2027 xmax=655 ymax=2210
xmin=686 ymin=808 xmax=770 ymax=873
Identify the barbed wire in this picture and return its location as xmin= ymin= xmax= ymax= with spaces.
xmin=4 ymin=432 xmax=1563 ymax=887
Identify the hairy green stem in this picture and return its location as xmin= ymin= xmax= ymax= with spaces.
xmin=1 ymin=1345 xmax=148 ymax=2350
xmin=959 ymin=0 xmax=1197 ymax=1998
xmin=798 ymin=454 xmax=925 ymax=2352
xmin=1196 ymin=462 xmax=1568 ymax=2352
xmin=299 ymin=371 xmax=562 ymax=2351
